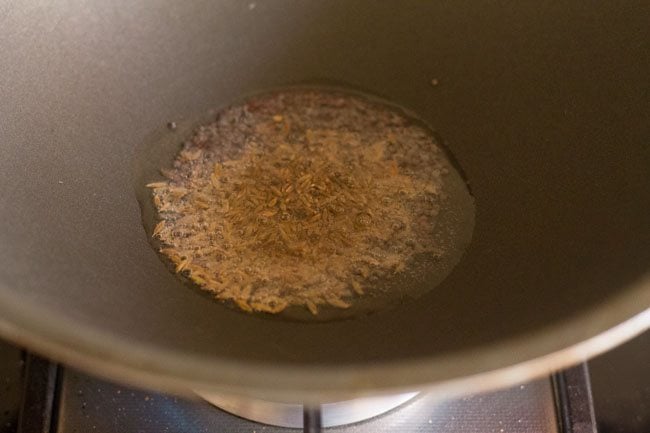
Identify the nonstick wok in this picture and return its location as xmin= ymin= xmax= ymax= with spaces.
xmin=0 ymin=1 xmax=648 ymax=402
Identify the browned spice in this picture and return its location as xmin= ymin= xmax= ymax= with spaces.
xmin=149 ymin=89 xmax=448 ymax=315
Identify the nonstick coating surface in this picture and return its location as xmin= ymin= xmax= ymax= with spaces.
xmin=0 ymin=1 xmax=648 ymax=400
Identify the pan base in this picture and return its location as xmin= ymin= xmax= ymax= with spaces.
xmin=196 ymin=390 xmax=419 ymax=428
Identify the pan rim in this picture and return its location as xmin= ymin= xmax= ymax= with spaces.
xmin=0 ymin=275 xmax=647 ymax=401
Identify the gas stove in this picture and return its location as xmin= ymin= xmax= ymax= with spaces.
xmin=1 ymin=332 xmax=648 ymax=433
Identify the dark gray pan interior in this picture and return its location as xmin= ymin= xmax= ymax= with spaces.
xmin=0 ymin=0 xmax=648 ymax=395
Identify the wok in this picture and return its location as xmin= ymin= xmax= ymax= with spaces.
xmin=0 ymin=0 xmax=648 ymax=402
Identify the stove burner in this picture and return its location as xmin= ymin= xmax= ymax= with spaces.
xmin=196 ymin=391 xmax=419 ymax=428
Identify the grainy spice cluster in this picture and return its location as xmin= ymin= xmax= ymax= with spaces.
xmin=148 ymin=90 xmax=447 ymax=314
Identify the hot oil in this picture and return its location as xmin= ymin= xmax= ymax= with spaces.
xmin=134 ymin=87 xmax=475 ymax=322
